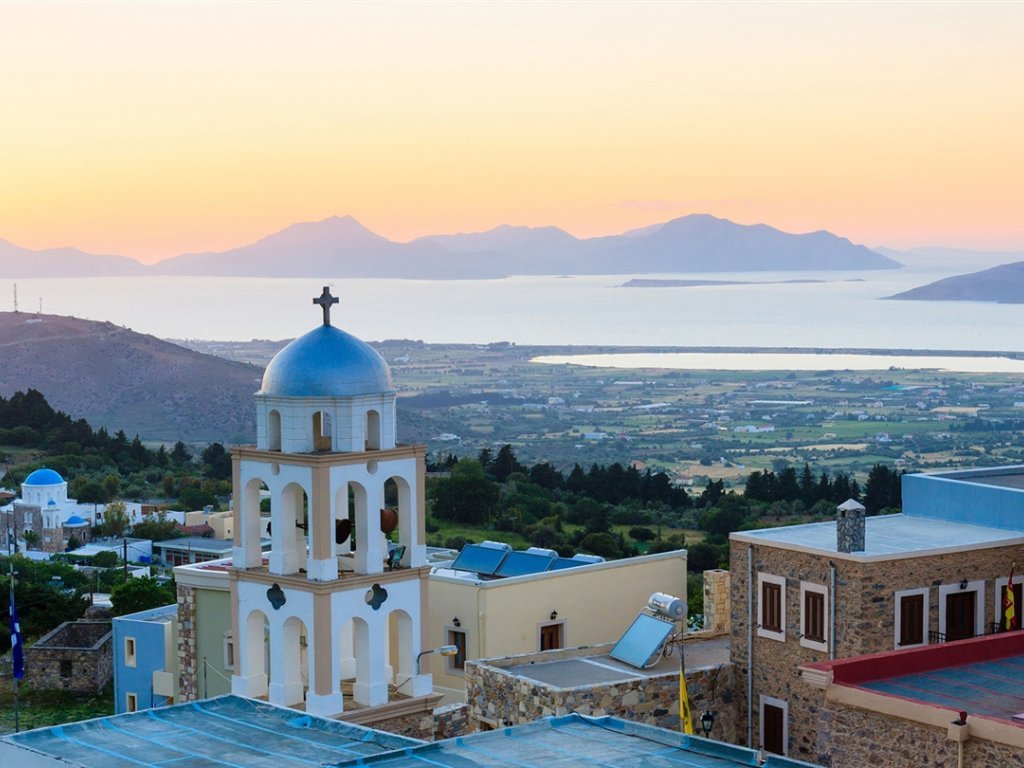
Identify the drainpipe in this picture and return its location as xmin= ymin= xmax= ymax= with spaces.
xmin=747 ymin=544 xmax=754 ymax=748
xmin=829 ymin=561 xmax=836 ymax=660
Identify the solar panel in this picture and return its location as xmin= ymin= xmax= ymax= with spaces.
xmin=450 ymin=544 xmax=510 ymax=576
xmin=609 ymin=613 xmax=675 ymax=669
xmin=495 ymin=551 xmax=557 ymax=577
xmin=549 ymin=557 xmax=587 ymax=571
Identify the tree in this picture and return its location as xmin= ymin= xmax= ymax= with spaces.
xmin=22 ymin=530 xmax=40 ymax=549
xmin=132 ymin=511 xmax=184 ymax=542
xmin=863 ymin=464 xmax=902 ymax=515
xmin=100 ymin=501 xmax=130 ymax=537
xmin=687 ymin=541 xmax=723 ymax=572
xmin=579 ymin=532 xmax=621 ymax=559
xmin=628 ymin=526 xmax=657 ymax=542
xmin=170 ymin=441 xmax=193 ymax=465
xmin=201 ymin=442 xmax=232 ymax=482
xmin=110 ymin=577 xmax=175 ymax=616
xmin=428 ymin=460 xmax=499 ymax=524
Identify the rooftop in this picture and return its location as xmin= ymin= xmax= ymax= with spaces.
xmin=327 ymin=713 xmax=819 ymax=768
xmin=2 ymin=695 xmax=420 ymax=768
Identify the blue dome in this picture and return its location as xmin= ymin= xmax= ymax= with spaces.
xmin=24 ymin=468 xmax=64 ymax=486
xmin=64 ymin=515 xmax=88 ymax=526
xmin=260 ymin=325 xmax=392 ymax=398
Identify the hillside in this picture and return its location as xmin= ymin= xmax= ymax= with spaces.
xmin=0 ymin=239 xmax=143 ymax=278
xmin=0 ymin=313 xmax=260 ymax=443
xmin=887 ymin=260 xmax=1024 ymax=303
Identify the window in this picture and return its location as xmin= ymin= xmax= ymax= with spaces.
xmin=939 ymin=580 xmax=984 ymax=642
xmin=223 ymin=632 xmax=235 ymax=670
xmin=539 ymin=622 xmax=564 ymax=652
xmin=759 ymin=696 xmax=788 ymax=756
xmin=125 ymin=636 xmax=137 ymax=668
xmin=60 ymin=660 xmax=73 ymax=678
xmin=799 ymin=582 xmax=828 ymax=652
xmin=126 ymin=693 xmax=138 ymax=713
xmin=447 ymin=629 xmax=467 ymax=672
xmin=894 ymin=588 xmax=928 ymax=648
xmin=757 ymin=573 xmax=786 ymax=641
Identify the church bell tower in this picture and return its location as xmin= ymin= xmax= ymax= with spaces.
xmin=230 ymin=287 xmax=430 ymax=717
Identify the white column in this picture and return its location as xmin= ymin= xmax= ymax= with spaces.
xmin=268 ymin=619 xmax=304 ymax=707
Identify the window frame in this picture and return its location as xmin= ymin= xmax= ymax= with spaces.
xmin=757 ymin=573 xmax=786 ymax=642
xmin=938 ymin=580 xmax=985 ymax=641
xmin=759 ymin=694 xmax=788 ymax=756
xmin=446 ymin=627 xmax=467 ymax=674
xmin=125 ymin=636 xmax=137 ymax=668
xmin=799 ymin=581 xmax=828 ymax=652
xmin=538 ymin=621 xmax=565 ymax=652
xmin=223 ymin=632 xmax=235 ymax=670
xmin=126 ymin=692 xmax=138 ymax=712
xmin=893 ymin=588 xmax=929 ymax=649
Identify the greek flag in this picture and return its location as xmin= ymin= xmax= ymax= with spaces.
xmin=9 ymin=584 xmax=23 ymax=679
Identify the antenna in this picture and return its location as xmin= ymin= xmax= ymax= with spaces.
xmin=37 ymin=298 xmax=42 ymax=315
xmin=13 ymin=283 xmax=17 ymax=313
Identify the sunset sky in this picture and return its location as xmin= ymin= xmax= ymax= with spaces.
xmin=2 ymin=1 xmax=1023 ymax=263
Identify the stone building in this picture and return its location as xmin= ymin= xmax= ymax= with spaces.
xmin=798 ymin=631 xmax=1024 ymax=768
xmin=0 ymin=468 xmax=96 ymax=553
xmin=24 ymin=620 xmax=113 ymax=693
xmin=728 ymin=466 xmax=1024 ymax=763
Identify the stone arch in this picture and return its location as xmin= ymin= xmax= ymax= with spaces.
xmin=268 ymin=410 xmax=282 ymax=451
xmin=365 ymin=409 xmax=381 ymax=451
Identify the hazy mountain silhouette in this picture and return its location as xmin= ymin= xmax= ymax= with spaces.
xmin=0 ymin=239 xmax=144 ymax=278
xmin=887 ymin=260 xmax=1024 ymax=303
xmin=0 ymin=213 xmax=900 ymax=278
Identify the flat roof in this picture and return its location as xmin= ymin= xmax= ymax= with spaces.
xmin=328 ymin=713 xmax=821 ymax=768
xmin=731 ymin=514 xmax=1024 ymax=559
xmin=500 ymin=638 xmax=729 ymax=689
xmin=3 ymin=695 xmax=421 ymax=768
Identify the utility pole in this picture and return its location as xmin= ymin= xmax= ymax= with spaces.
xmin=123 ymin=537 xmax=128 ymax=582
xmin=7 ymin=527 xmax=20 ymax=732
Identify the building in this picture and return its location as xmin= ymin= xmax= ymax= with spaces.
xmin=0 ymin=693 xmax=823 ymax=768
xmin=427 ymin=543 xmax=688 ymax=701
xmin=112 ymin=604 xmax=178 ymax=713
xmin=174 ymin=557 xmax=234 ymax=701
xmin=23 ymin=620 xmax=113 ymax=693
xmin=0 ymin=468 xmax=97 ymax=553
xmin=797 ymin=631 xmax=1024 ymax=767
xmin=153 ymin=535 xmax=238 ymax=566
xmin=729 ymin=466 xmax=1024 ymax=762
xmin=227 ymin=287 xmax=435 ymax=725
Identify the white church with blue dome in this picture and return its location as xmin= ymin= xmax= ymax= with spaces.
xmin=229 ymin=287 xmax=433 ymax=719
xmin=0 ymin=467 xmax=96 ymax=553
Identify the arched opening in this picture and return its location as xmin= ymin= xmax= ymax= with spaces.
xmin=384 ymin=476 xmax=412 ymax=568
xmin=351 ymin=616 xmax=373 ymax=705
xmin=334 ymin=482 xmax=367 ymax=569
xmin=270 ymin=482 xmax=307 ymax=576
xmin=268 ymin=410 xmax=282 ymax=451
xmin=241 ymin=609 xmax=269 ymax=698
xmin=388 ymin=609 xmax=414 ymax=688
xmin=313 ymin=410 xmax=332 ymax=452
xmin=237 ymin=477 xmax=266 ymax=569
xmin=365 ymin=409 xmax=381 ymax=451
xmin=271 ymin=615 xmax=308 ymax=707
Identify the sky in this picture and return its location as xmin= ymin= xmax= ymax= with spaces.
xmin=2 ymin=1 xmax=1023 ymax=263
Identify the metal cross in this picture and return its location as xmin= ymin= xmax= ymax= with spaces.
xmin=313 ymin=286 xmax=339 ymax=326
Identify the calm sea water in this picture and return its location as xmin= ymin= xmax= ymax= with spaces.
xmin=9 ymin=267 xmax=1024 ymax=353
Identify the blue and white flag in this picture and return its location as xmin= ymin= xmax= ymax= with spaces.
xmin=9 ymin=585 xmax=23 ymax=679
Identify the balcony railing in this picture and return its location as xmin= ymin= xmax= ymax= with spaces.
xmin=928 ymin=622 xmax=1016 ymax=644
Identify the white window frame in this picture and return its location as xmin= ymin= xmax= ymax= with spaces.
xmin=537 ymin=620 xmax=566 ymax=652
xmin=757 ymin=572 xmax=786 ymax=642
xmin=938 ymin=580 xmax=985 ymax=640
xmin=125 ymin=636 xmax=137 ymax=668
xmin=759 ymin=694 xmax=788 ymax=756
xmin=223 ymin=632 xmax=235 ymax=670
xmin=893 ymin=588 xmax=929 ymax=649
xmin=799 ymin=581 xmax=828 ymax=653
xmin=126 ymin=692 xmax=138 ymax=712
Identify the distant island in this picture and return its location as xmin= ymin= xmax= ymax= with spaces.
xmin=621 ymin=278 xmax=827 ymax=288
xmin=887 ymin=260 xmax=1024 ymax=303
xmin=0 ymin=213 xmax=901 ymax=279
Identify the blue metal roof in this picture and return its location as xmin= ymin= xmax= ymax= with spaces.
xmin=260 ymin=324 xmax=392 ymax=398
xmin=326 ymin=714 xmax=823 ymax=768
xmin=24 ymin=467 xmax=64 ymax=485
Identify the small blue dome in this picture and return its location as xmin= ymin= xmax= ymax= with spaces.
xmin=47 ymin=499 xmax=57 ymax=506
xmin=260 ymin=325 xmax=392 ymax=398
xmin=24 ymin=468 xmax=64 ymax=486
xmin=64 ymin=515 xmax=88 ymax=526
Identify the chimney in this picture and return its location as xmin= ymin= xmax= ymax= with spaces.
xmin=836 ymin=499 xmax=866 ymax=553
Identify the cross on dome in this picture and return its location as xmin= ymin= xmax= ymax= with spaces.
xmin=313 ymin=286 xmax=339 ymax=326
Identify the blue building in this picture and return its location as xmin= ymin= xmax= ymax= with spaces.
xmin=112 ymin=603 xmax=178 ymax=713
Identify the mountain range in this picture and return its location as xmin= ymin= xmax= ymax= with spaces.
xmin=1 ymin=214 xmax=901 ymax=278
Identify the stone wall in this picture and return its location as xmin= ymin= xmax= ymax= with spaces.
xmin=703 ymin=569 xmax=731 ymax=633
xmin=23 ymin=620 xmax=112 ymax=693
xmin=177 ymin=583 xmax=199 ymax=701
xmin=728 ymin=539 xmax=1024 ymax=761
xmin=465 ymin=645 xmax=736 ymax=743
xmin=364 ymin=710 xmax=435 ymax=740
xmin=433 ymin=702 xmax=470 ymax=739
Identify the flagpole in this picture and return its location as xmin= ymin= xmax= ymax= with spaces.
xmin=7 ymin=526 xmax=19 ymax=732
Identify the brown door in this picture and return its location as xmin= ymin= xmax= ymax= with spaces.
xmin=762 ymin=702 xmax=785 ymax=755
xmin=946 ymin=591 xmax=976 ymax=641
xmin=540 ymin=623 xmax=563 ymax=651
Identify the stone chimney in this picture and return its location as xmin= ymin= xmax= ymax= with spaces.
xmin=836 ymin=498 xmax=866 ymax=553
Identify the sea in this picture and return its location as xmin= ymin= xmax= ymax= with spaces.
xmin=11 ymin=264 xmax=1024 ymax=371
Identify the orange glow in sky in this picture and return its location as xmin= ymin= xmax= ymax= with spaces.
xmin=2 ymin=1 xmax=1023 ymax=262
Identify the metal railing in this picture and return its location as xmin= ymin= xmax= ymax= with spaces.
xmin=928 ymin=622 xmax=1015 ymax=645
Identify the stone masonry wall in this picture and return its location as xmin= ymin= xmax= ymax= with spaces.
xmin=433 ymin=703 xmax=471 ymax=740
xmin=819 ymin=701 xmax=1021 ymax=768
xmin=23 ymin=621 xmax=113 ymax=693
xmin=363 ymin=710 xmax=435 ymax=740
xmin=465 ymin=648 xmax=736 ymax=743
xmin=729 ymin=539 xmax=1024 ymax=762
xmin=703 ymin=569 xmax=731 ymax=633
xmin=177 ymin=583 xmax=199 ymax=701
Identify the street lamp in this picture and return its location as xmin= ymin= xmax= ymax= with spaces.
xmin=700 ymin=710 xmax=716 ymax=737
xmin=415 ymin=644 xmax=459 ymax=674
